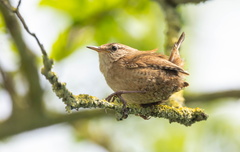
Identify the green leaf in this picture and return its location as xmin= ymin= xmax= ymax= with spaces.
xmin=50 ymin=26 xmax=93 ymax=61
xmin=39 ymin=0 xmax=123 ymax=23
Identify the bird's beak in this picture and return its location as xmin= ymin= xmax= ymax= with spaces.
xmin=87 ymin=46 xmax=108 ymax=53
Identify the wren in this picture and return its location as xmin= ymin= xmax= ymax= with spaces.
xmin=87 ymin=32 xmax=189 ymax=107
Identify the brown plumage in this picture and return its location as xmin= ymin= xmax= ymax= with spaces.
xmin=87 ymin=33 xmax=189 ymax=105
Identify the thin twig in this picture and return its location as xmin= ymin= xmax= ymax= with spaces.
xmin=1 ymin=0 xmax=47 ymax=56
xmin=16 ymin=0 xmax=21 ymax=8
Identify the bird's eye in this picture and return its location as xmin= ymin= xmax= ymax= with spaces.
xmin=111 ymin=45 xmax=118 ymax=51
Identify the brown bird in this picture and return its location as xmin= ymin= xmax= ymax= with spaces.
xmin=87 ymin=33 xmax=189 ymax=109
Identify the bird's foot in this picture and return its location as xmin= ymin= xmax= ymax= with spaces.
xmin=105 ymin=90 xmax=146 ymax=120
xmin=105 ymin=90 xmax=146 ymax=102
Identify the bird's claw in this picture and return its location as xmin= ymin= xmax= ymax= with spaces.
xmin=105 ymin=91 xmax=130 ymax=119
xmin=105 ymin=93 xmax=117 ymax=102
xmin=105 ymin=90 xmax=146 ymax=120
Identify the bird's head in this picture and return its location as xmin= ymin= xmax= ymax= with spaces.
xmin=87 ymin=43 xmax=138 ymax=63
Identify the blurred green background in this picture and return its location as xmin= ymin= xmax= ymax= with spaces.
xmin=0 ymin=0 xmax=240 ymax=152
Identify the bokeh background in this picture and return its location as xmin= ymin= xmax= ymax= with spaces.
xmin=0 ymin=0 xmax=240 ymax=151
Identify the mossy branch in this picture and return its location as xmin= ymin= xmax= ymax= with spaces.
xmin=4 ymin=0 xmax=208 ymax=126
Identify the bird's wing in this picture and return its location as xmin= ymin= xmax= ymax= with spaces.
xmin=125 ymin=53 xmax=189 ymax=75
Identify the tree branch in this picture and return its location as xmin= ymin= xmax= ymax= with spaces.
xmin=0 ymin=110 xmax=107 ymax=139
xmin=0 ymin=0 xmax=44 ymax=113
xmin=12 ymin=0 xmax=47 ymax=56
xmin=155 ymin=0 xmax=182 ymax=54
xmin=1 ymin=0 xmax=208 ymax=126
xmin=185 ymin=90 xmax=240 ymax=103
xmin=156 ymin=0 xmax=208 ymax=54
xmin=0 ymin=65 xmax=19 ymax=112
